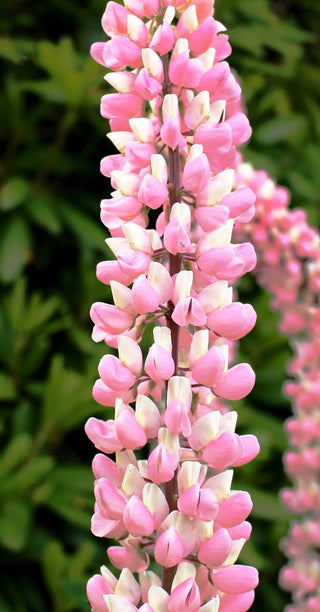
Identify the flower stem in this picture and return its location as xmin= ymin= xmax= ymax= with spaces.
xmin=162 ymin=53 xmax=182 ymax=591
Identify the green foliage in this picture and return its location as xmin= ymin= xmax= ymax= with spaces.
xmin=0 ymin=0 xmax=318 ymax=610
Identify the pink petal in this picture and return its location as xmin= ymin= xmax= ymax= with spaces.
xmin=95 ymin=478 xmax=127 ymax=520
xmin=92 ymin=453 xmax=122 ymax=485
xmin=218 ymin=591 xmax=255 ymax=612
xmin=147 ymin=443 xmax=175 ymax=484
xmin=85 ymin=417 xmax=122 ymax=453
xmin=145 ymin=344 xmax=175 ymax=382
xmin=123 ymin=495 xmax=154 ymax=536
xmin=165 ymin=399 xmax=191 ymax=437
xmin=202 ymin=431 xmax=241 ymax=470
xmin=207 ymin=303 xmax=256 ymax=340
xmin=198 ymin=528 xmax=233 ymax=567
xmin=131 ymin=275 xmax=160 ymax=314
xmin=138 ymin=174 xmax=168 ymax=209
xmin=226 ymin=112 xmax=252 ymax=146
xmin=192 ymin=346 xmax=226 ymax=388
xmin=168 ymin=578 xmax=201 ymax=612
xmin=90 ymin=42 xmax=106 ymax=66
xmin=214 ymin=363 xmax=255 ymax=400
xmin=220 ymin=187 xmax=256 ymax=219
xmin=101 ymin=93 xmax=142 ymax=119
xmin=232 ymin=434 xmax=260 ymax=467
xmin=195 ymin=205 xmax=230 ymax=232
xmin=216 ymin=491 xmax=253 ymax=528
xmin=182 ymin=154 xmax=211 ymax=195
xmin=90 ymin=302 xmax=133 ymax=335
xmin=108 ymin=544 xmax=149 ymax=572
xmin=98 ymin=355 xmax=136 ymax=391
xmin=154 ymin=527 xmax=185 ymax=568
xmin=86 ymin=575 xmax=112 ymax=612
xmin=150 ymin=20 xmax=175 ymax=55
xmin=102 ymin=37 xmax=142 ymax=71
xmin=116 ymin=411 xmax=147 ymax=449
xmin=213 ymin=565 xmax=259 ymax=594
xmin=92 ymin=378 xmax=133 ymax=407
xmin=178 ymin=483 xmax=219 ymax=521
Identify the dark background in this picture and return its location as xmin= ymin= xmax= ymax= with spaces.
xmin=0 ymin=0 xmax=319 ymax=609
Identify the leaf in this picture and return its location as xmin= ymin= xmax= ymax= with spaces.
xmin=0 ymin=216 xmax=32 ymax=283
xmin=0 ymin=499 xmax=32 ymax=551
xmin=0 ymin=433 xmax=32 ymax=480
xmin=26 ymin=193 xmax=62 ymax=234
xmin=0 ymin=37 xmax=24 ymax=64
xmin=46 ymin=495 xmax=91 ymax=530
xmin=59 ymin=203 xmax=106 ymax=250
xmin=255 ymin=115 xmax=307 ymax=145
xmin=45 ymin=466 xmax=93 ymax=529
xmin=0 ymin=177 xmax=30 ymax=211
xmin=23 ymin=292 xmax=60 ymax=335
xmin=21 ymin=80 xmax=66 ymax=103
xmin=42 ymin=541 xmax=66 ymax=596
xmin=41 ymin=355 xmax=94 ymax=430
xmin=3 ymin=276 xmax=27 ymax=332
xmin=69 ymin=541 xmax=95 ymax=578
xmin=0 ymin=371 xmax=16 ymax=400
xmin=1 ymin=456 xmax=55 ymax=495
xmin=48 ymin=465 xmax=93 ymax=493
xmin=62 ymin=580 xmax=89 ymax=609
xmin=33 ymin=38 xmax=103 ymax=107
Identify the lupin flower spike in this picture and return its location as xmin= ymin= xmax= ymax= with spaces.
xmin=234 ymin=161 xmax=320 ymax=611
xmin=86 ymin=1 xmax=260 ymax=610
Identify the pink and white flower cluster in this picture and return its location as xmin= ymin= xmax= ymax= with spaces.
xmin=85 ymin=1 xmax=260 ymax=610
xmin=234 ymin=163 xmax=320 ymax=611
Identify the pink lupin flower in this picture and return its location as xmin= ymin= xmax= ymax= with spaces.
xmin=168 ymin=41 xmax=204 ymax=89
xmin=198 ymin=527 xmax=233 ymax=567
xmin=213 ymin=565 xmax=259 ymax=594
xmin=86 ymin=2 xmax=260 ymax=609
xmin=147 ymin=443 xmax=176 ymax=484
xmin=168 ymin=577 xmax=201 ymax=612
xmin=178 ymin=482 xmax=219 ymax=521
xmin=154 ymin=526 xmax=185 ymax=568
xmin=90 ymin=302 xmax=134 ymax=338
xmin=115 ymin=409 xmax=147 ymax=450
xmin=123 ymin=495 xmax=155 ymax=536
xmin=150 ymin=18 xmax=175 ymax=55
xmin=94 ymin=478 xmax=127 ymax=520
xmin=234 ymin=160 xmax=320 ymax=610
xmin=160 ymin=94 xmax=186 ymax=150
xmin=87 ymin=574 xmax=113 ymax=612
xmin=108 ymin=543 xmax=149 ymax=572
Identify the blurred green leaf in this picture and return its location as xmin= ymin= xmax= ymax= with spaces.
xmin=26 ymin=193 xmax=62 ymax=234
xmin=59 ymin=203 xmax=106 ymax=250
xmin=0 ymin=216 xmax=31 ymax=283
xmin=0 ymin=37 xmax=33 ymax=64
xmin=1 ymin=456 xmax=55 ymax=495
xmin=25 ymin=37 xmax=104 ymax=107
xmin=0 ymin=370 xmax=16 ymax=400
xmin=45 ymin=466 xmax=92 ymax=529
xmin=0 ymin=433 xmax=32 ymax=480
xmin=0 ymin=499 xmax=32 ymax=551
xmin=0 ymin=177 xmax=30 ymax=211
xmin=255 ymin=115 xmax=308 ymax=145
xmin=42 ymin=541 xmax=69 ymax=609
